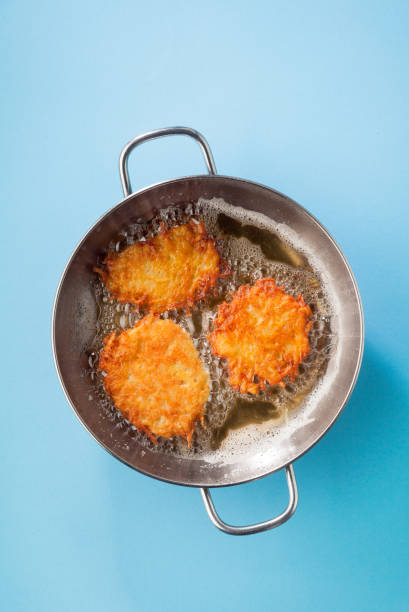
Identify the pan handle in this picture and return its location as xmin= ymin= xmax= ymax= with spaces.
xmin=119 ymin=126 xmax=217 ymax=197
xmin=200 ymin=464 xmax=298 ymax=535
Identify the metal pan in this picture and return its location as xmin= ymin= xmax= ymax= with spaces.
xmin=52 ymin=127 xmax=364 ymax=535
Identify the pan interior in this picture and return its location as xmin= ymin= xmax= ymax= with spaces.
xmin=88 ymin=198 xmax=334 ymax=460
xmin=53 ymin=176 xmax=363 ymax=487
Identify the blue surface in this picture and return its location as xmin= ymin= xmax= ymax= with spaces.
xmin=2 ymin=1 xmax=409 ymax=610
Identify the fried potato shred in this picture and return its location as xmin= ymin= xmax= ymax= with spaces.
xmin=208 ymin=278 xmax=312 ymax=395
xmin=95 ymin=220 xmax=229 ymax=314
xmin=99 ymin=315 xmax=210 ymax=445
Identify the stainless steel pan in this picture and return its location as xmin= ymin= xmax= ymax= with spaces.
xmin=52 ymin=127 xmax=364 ymax=535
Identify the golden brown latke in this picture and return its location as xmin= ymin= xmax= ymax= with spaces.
xmin=95 ymin=219 xmax=229 ymax=314
xmin=99 ymin=315 xmax=210 ymax=445
xmin=208 ymin=278 xmax=312 ymax=395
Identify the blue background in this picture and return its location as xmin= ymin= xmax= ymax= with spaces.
xmin=2 ymin=1 xmax=409 ymax=610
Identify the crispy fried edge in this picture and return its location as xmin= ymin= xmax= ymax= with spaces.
xmin=98 ymin=315 xmax=209 ymax=447
xmin=208 ymin=278 xmax=313 ymax=394
xmin=94 ymin=219 xmax=230 ymax=313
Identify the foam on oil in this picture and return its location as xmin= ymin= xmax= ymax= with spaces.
xmin=86 ymin=198 xmax=339 ymax=462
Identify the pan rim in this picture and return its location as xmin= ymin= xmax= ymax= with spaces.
xmin=51 ymin=174 xmax=364 ymax=488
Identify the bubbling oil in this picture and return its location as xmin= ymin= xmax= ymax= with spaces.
xmin=86 ymin=198 xmax=335 ymax=458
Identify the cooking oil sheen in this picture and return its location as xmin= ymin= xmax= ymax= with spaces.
xmin=86 ymin=198 xmax=335 ymax=457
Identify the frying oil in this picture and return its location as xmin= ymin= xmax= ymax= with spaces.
xmin=87 ymin=198 xmax=335 ymax=457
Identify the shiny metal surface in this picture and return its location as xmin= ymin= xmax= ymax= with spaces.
xmin=201 ymin=465 xmax=298 ymax=535
xmin=119 ymin=126 xmax=217 ymax=196
xmin=52 ymin=127 xmax=364 ymax=535
xmin=52 ymin=174 xmax=364 ymax=485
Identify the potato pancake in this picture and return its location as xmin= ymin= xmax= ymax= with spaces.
xmin=208 ymin=278 xmax=312 ymax=395
xmin=95 ymin=220 xmax=228 ymax=314
xmin=99 ymin=315 xmax=210 ymax=445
